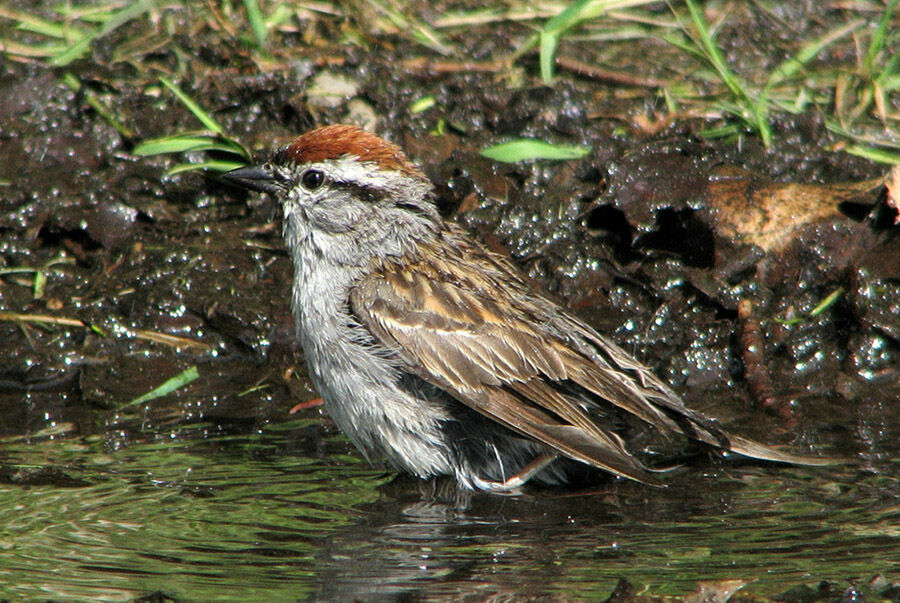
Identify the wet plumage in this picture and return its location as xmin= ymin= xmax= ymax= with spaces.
xmin=224 ymin=124 xmax=830 ymax=491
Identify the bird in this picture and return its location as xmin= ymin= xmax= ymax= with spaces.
xmin=222 ymin=124 xmax=831 ymax=492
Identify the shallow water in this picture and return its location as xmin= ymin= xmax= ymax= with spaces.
xmin=1 ymin=417 xmax=896 ymax=600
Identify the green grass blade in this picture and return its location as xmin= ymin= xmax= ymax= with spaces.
xmin=864 ymin=0 xmax=899 ymax=73
xmin=682 ymin=0 xmax=771 ymax=146
xmin=159 ymin=77 xmax=224 ymax=134
xmin=766 ymin=20 xmax=863 ymax=89
xmin=62 ymin=72 xmax=134 ymax=138
xmin=683 ymin=0 xmax=740 ymax=97
xmin=410 ymin=96 xmax=436 ymax=113
xmin=539 ymin=31 xmax=559 ymax=83
xmin=696 ymin=123 xmax=743 ymax=140
xmin=31 ymin=270 xmax=46 ymax=299
xmin=0 ymin=6 xmax=72 ymax=39
xmin=481 ymin=139 xmax=591 ymax=162
xmin=844 ymin=145 xmax=900 ymax=165
xmin=0 ymin=267 xmax=38 ymax=276
xmin=0 ymin=38 xmax=67 ymax=57
xmin=366 ymin=0 xmax=451 ymax=55
xmin=134 ymin=131 xmax=251 ymax=164
xmin=50 ymin=0 xmax=154 ymax=66
xmin=242 ymin=0 xmax=267 ymax=47
xmin=50 ymin=32 xmax=96 ymax=66
xmin=539 ymin=0 xmax=591 ymax=81
xmin=809 ymin=288 xmax=844 ymax=317
xmin=538 ymin=0 xmax=644 ymax=82
xmin=122 ymin=366 xmax=200 ymax=408
xmin=133 ymin=134 xmax=232 ymax=156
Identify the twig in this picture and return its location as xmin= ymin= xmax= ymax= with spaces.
xmin=555 ymin=55 xmax=664 ymax=87
xmin=400 ymin=56 xmax=507 ymax=74
xmin=737 ymin=300 xmax=795 ymax=422
xmin=0 ymin=311 xmax=212 ymax=351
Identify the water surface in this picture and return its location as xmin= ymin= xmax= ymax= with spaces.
xmin=1 ymin=417 xmax=895 ymax=600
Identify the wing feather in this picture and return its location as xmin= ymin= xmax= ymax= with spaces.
xmin=352 ymin=249 xmax=680 ymax=481
xmin=473 ymin=388 xmax=663 ymax=485
xmin=350 ymin=228 xmax=830 ymax=482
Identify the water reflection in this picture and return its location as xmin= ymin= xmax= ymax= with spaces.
xmin=0 ymin=421 xmax=896 ymax=600
xmin=312 ymin=463 xmax=899 ymax=600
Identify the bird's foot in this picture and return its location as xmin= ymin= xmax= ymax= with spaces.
xmin=472 ymin=453 xmax=559 ymax=493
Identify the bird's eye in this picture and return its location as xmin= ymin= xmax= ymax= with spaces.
xmin=300 ymin=169 xmax=325 ymax=190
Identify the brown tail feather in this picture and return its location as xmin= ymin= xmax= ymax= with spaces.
xmin=724 ymin=434 xmax=838 ymax=466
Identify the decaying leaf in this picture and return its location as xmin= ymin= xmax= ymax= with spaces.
xmin=886 ymin=165 xmax=900 ymax=225
xmin=705 ymin=165 xmax=885 ymax=253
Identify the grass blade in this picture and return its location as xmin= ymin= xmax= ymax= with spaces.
xmin=766 ymin=20 xmax=863 ymax=89
xmin=51 ymin=0 xmax=154 ymax=66
xmin=159 ymin=77 xmax=224 ymax=134
xmin=481 ymin=139 xmax=591 ymax=162
xmin=538 ymin=0 xmax=626 ymax=82
xmin=135 ymin=132 xmax=249 ymax=159
xmin=122 ymin=366 xmax=200 ymax=408
xmin=0 ymin=6 xmax=73 ymax=39
xmin=844 ymin=145 xmax=900 ymax=165
xmin=809 ymin=288 xmax=844 ymax=317
xmin=242 ymin=0 xmax=267 ymax=47
xmin=864 ymin=0 xmax=899 ymax=73
xmin=681 ymin=0 xmax=771 ymax=146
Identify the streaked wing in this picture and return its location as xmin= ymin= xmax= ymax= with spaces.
xmin=351 ymin=226 xmax=833 ymax=481
xmin=349 ymin=230 xmax=691 ymax=483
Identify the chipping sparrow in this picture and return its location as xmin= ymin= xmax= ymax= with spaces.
xmin=224 ymin=124 xmax=828 ymax=492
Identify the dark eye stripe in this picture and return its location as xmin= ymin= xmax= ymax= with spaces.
xmin=339 ymin=180 xmax=386 ymax=204
xmin=302 ymin=175 xmax=407 ymax=210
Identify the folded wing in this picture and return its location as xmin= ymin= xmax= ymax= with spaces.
xmin=350 ymin=229 xmax=830 ymax=484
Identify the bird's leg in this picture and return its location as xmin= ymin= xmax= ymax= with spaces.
xmin=477 ymin=453 xmax=559 ymax=492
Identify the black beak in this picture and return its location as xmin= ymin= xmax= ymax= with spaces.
xmin=222 ymin=165 xmax=282 ymax=195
